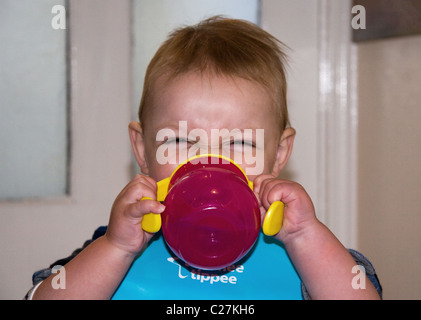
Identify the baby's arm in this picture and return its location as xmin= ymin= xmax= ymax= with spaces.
xmin=254 ymin=175 xmax=380 ymax=300
xmin=33 ymin=175 xmax=164 ymax=300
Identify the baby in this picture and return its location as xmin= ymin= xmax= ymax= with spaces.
xmin=28 ymin=16 xmax=381 ymax=300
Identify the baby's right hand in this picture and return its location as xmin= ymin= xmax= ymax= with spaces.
xmin=105 ymin=174 xmax=165 ymax=256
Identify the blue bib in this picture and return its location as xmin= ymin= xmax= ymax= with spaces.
xmin=112 ymin=231 xmax=302 ymax=300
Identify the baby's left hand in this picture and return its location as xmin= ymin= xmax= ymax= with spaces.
xmin=253 ymin=174 xmax=318 ymax=244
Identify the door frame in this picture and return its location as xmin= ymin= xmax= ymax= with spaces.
xmin=317 ymin=0 xmax=358 ymax=248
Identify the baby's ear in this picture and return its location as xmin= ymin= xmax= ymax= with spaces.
xmin=272 ymin=127 xmax=295 ymax=177
xmin=129 ymin=121 xmax=149 ymax=175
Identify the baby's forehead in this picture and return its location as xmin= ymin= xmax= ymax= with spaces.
xmin=153 ymin=72 xmax=272 ymax=108
xmin=152 ymin=71 xmax=273 ymax=106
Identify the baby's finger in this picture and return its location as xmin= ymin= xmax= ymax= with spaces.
xmin=124 ymin=198 xmax=165 ymax=220
xmin=140 ymin=197 xmax=164 ymax=233
xmin=258 ymin=178 xmax=280 ymax=209
xmin=260 ymin=179 xmax=293 ymax=209
xmin=132 ymin=174 xmax=157 ymax=191
xmin=124 ymin=179 xmax=158 ymax=203
xmin=252 ymin=174 xmax=274 ymax=194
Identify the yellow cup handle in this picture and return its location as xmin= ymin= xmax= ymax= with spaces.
xmin=140 ymin=197 xmax=162 ymax=233
xmin=140 ymin=177 xmax=170 ymax=233
xmin=262 ymin=201 xmax=285 ymax=236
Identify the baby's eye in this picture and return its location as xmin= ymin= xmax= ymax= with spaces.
xmin=175 ymin=137 xmax=188 ymax=144
xmin=166 ymin=137 xmax=189 ymax=144
xmin=231 ymin=140 xmax=256 ymax=148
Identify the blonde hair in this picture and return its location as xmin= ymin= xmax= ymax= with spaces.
xmin=138 ymin=16 xmax=290 ymax=130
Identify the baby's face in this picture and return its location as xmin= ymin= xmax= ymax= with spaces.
xmin=141 ymin=72 xmax=284 ymax=182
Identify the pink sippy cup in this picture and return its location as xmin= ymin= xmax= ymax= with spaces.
xmin=141 ymin=154 xmax=284 ymax=270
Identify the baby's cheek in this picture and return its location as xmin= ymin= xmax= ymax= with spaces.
xmin=148 ymin=162 xmax=178 ymax=182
